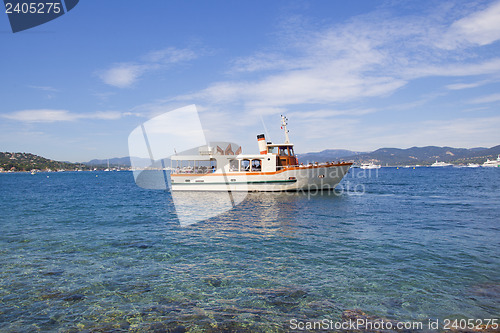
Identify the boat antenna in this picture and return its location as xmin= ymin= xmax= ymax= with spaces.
xmin=280 ymin=115 xmax=290 ymax=143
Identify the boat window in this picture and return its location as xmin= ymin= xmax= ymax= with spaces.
xmin=268 ymin=146 xmax=278 ymax=154
xmin=175 ymin=160 xmax=209 ymax=173
xmin=251 ymin=159 xmax=261 ymax=172
xmin=229 ymin=159 xmax=239 ymax=172
xmin=289 ymin=147 xmax=294 ymax=156
xmin=210 ymin=159 xmax=217 ymax=173
xmin=190 ymin=160 xmax=210 ymax=174
xmin=241 ymin=159 xmax=250 ymax=171
xmin=279 ymin=147 xmax=289 ymax=156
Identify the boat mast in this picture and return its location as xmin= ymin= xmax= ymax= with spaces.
xmin=280 ymin=115 xmax=290 ymax=144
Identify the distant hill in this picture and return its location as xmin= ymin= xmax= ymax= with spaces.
xmin=342 ymin=145 xmax=500 ymax=165
xmin=3 ymin=145 xmax=499 ymax=172
xmin=0 ymin=152 xmax=87 ymax=171
xmin=74 ymin=145 xmax=500 ymax=167
xmin=84 ymin=156 xmax=158 ymax=168
xmin=85 ymin=157 xmax=132 ymax=167
xmin=298 ymin=149 xmax=365 ymax=163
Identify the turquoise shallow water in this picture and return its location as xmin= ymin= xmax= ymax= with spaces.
xmin=0 ymin=168 xmax=499 ymax=332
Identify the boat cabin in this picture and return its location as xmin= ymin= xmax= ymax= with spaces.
xmin=266 ymin=143 xmax=298 ymax=168
xmin=170 ymin=142 xmax=298 ymax=175
xmin=170 ymin=116 xmax=299 ymax=175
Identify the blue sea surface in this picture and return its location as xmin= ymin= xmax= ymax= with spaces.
xmin=0 ymin=168 xmax=499 ymax=332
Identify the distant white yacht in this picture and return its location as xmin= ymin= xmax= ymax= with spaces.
xmin=482 ymin=155 xmax=500 ymax=167
xmin=360 ymin=162 xmax=381 ymax=169
xmin=466 ymin=163 xmax=480 ymax=168
xmin=431 ymin=160 xmax=452 ymax=167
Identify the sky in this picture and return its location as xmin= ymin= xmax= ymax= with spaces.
xmin=1 ymin=0 xmax=500 ymax=162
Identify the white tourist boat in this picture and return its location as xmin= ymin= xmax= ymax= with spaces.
xmin=466 ymin=163 xmax=480 ymax=168
xmin=431 ymin=160 xmax=453 ymax=167
xmin=169 ymin=116 xmax=352 ymax=192
xmin=360 ymin=162 xmax=381 ymax=169
xmin=482 ymin=155 xmax=500 ymax=167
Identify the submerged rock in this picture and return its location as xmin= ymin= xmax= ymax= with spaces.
xmin=41 ymin=269 xmax=64 ymax=276
xmin=133 ymin=243 xmax=153 ymax=249
xmin=250 ymin=286 xmax=307 ymax=310
xmin=250 ymin=286 xmax=308 ymax=298
xmin=469 ymin=282 xmax=500 ymax=300
xmin=110 ymin=240 xmax=154 ymax=249
xmin=306 ymin=299 xmax=339 ymax=309
xmin=117 ymin=281 xmax=152 ymax=294
xmin=78 ymin=321 xmax=130 ymax=333
xmin=203 ymin=276 xmax=225 ymax=287
xmin=40 ymin=290 xmax=86 ymax=302
xmin=62 ymin=293 xmax=86 ymax=302
xmin=142 ymin=304 xmax=183 ymax=316
xmin=40 ymin=290 xmax=64 ymax=300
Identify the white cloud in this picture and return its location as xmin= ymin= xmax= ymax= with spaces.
xmin=404 ymin=116 xmax=500 ymax=148
xmin=180 ymin=68 xmax=406 ymax=110
xmin=93 ymin=91 xmax=116 ymax=100
xmin=3 ymin=110 xmax=76 ymax=122
xmin=406 ymin=58 xmax=500 ymax=78
xmin=441 ymin=1 xmax=500 ymax=49
xmin=171 ymin=3 xmax=500 ymax=112
xmin=28 ymin=85 xmax=60 ymax=92
xmin=143 ymin=47 xmax=197 ymax=63
xmin=333 ymin=116 xmax=500 ymax=151
xmin=90 ymin=111 xmax=127 ymax=120
xmin=469 ymin=93 xmax=500 ymax=104
xmin=445 ymin=77 xmax=500 ymax=90
xmin=98 ymin=47 xmax=198 ymax=88
xmin=98 ymin=64 xmax=147 ymax=88
xmin=446 ymin=82 xmax=485 ymax=90
xmin=129 ymin=3 xmax=500 ymax=153
xmin=230 ymin=52 xmax=298 ymax=73
xmin=288 ymin=108 xmax=376 ymax=119
xmin=2 ymin=109 xmax=138 ymax=123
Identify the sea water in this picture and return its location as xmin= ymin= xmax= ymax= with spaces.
xmin=0 ymin=168 xmax=498 ymax=332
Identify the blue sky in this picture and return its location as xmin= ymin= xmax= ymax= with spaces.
xmin=1 ymin=0 xmax=500 ymax=162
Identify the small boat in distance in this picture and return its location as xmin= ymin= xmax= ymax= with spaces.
xmin=431 ymin=160 xmax=453 ymax=167
xmin=104 ymin=159 xmax=110 ymax=171
xmin=169 ymin=116 xmax=352 ymax=192
xmin=360 ymin=162 xmax=381 ymax=169
xmin=466 ymin=163 xmax=480 ymax=168
xmin=482 ymin=155 xmax=500 ymax=167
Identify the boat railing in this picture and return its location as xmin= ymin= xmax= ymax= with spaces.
xmin=171 ymin=166 xmax=215 ymax=174
xmin=172 ymin=161 xmax=347 ymax=174
xmin=278 ymin=161 xmax=346 ymax=170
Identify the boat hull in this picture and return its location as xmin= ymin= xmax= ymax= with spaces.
xmin=170 ymin=163 xmax=352 ymax=192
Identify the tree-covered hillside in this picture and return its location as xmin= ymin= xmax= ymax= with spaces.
xmin=0 ymin=152 xmax=88 ymax=172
